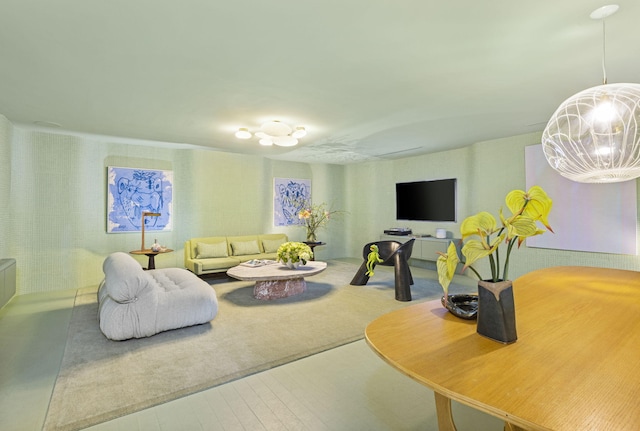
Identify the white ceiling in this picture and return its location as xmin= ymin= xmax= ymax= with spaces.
xmin=1 ymin=1 xmax=639 ymax=164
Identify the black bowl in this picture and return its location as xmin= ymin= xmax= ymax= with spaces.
xmin=441 ymin=294 xmax=479 ymax=320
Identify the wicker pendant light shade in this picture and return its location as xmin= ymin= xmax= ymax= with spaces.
xmin=541 ymin=4 xmax=640 ymax=183
xmin=541 ymin=83 xmax=640 ymax=183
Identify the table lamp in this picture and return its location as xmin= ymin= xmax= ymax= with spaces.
xmin=141 ymin=212 xmax=160 ymax=251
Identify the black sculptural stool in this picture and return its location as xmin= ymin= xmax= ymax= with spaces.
xmin=350 ymin=239 xmax=415 ymax=301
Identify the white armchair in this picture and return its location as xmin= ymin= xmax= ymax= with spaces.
xmin=98 ymin=252 xmax=218 ymax=340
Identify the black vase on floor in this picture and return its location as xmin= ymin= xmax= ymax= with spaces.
xmin=477 ymin=279 xmax=517 ymax=344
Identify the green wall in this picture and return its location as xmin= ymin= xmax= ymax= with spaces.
xmin=2 ymin=114 xmax=639 ymax=295
xmin=0 ymin=116 xmax=11 ymax=264
xmin=343 ymin=132 xmax=640 ymax=280
xmin=2 ymin=117 xmax=348 ymax=294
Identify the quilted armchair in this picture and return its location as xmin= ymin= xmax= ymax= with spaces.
xmin=98 ymin=252 xmax=218 ymax=340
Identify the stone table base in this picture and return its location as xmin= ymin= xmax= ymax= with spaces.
xmin=226 ymin=261 xmax=326 ymax=301
xmin=254 ymin=278 xmax=306 ymax=300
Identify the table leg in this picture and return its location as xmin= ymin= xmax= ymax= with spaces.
xmin=147 ymin=254 xmax=156 ymax=270
xmin=435 ymin=392 xmax=527 ymax=431
xmin=434 ymin=392 xmax=457 ymax=431
xmin=504 ymin=422 xmax=527 ymax=431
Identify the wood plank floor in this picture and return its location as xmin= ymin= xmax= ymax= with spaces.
xmin=0 ymin=287 xmax=502 ymax=431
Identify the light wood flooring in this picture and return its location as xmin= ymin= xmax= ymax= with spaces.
xmin=0 ymin=286 xmax=502 ymax=431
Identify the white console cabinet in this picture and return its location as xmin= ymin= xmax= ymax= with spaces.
xmin=380 ymin=235 xmax=460 ymax=262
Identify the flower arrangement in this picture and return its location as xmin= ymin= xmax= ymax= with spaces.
xmin=277 ymin=241 xmax=313 ymax=266
xmin=436 ymin=186 xmax=553 ymax=299
xmin=298 ymin=202 xmax=343 ymax=242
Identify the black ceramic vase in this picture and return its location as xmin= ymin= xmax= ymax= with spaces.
xmin=477 ymin=279 xmax=517 ymax=344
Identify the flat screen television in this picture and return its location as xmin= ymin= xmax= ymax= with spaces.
xmin=395 ymin=179 xmax=457 ymax=222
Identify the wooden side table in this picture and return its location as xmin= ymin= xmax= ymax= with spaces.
xmin=129 ymin=249 xmax=173 ymax=270
xmin=303 ymin=241 xmax=326 ymax=261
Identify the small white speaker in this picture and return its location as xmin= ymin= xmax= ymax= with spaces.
xmin=435 ymin=228 xmax=447 ymax=239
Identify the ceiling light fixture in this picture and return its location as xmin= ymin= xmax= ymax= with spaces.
xmin=235 ymin=127 xmax=251 ymax=139
xmin=541 ymin=4 xmax=640 ymax=183
xmin=234 ymin=121 xmax=307 ymax=147
xmin=292 ymin=126 xmax=307 ymax=139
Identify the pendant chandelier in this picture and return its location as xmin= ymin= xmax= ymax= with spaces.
xmin=541 ymin=5 xmax=640 ymax=183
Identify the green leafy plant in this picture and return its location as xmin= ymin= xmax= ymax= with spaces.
xmin=437 ymin=186 xmax=553 ymax=299
xmin=277 ymin=241 xmax=313 ymax=265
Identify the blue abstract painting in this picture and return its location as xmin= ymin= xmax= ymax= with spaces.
xmin=274 ymin=178 xmax=311 ymax=226
xmin=107 ymin=167 xmax=173 ymax=233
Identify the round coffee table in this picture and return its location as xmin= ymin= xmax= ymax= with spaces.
xmin=226 ymin=261 xmax=327 ymax=300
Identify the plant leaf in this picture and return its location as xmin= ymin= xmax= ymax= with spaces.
xmin=507 ymin=215 xmax=539 ymax=238
xmin=506 ymin=186 xmax=553 ymax=232
xmin=460 ymin=212 xmax=497 ymax=240
xmin=436 ymin=241 xmax=459 ymax=296
xmin=461 ymin=239 xmax=490 ymax=268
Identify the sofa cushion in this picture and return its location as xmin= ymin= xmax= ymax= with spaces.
xmin=150 ymin=268 xmax=218 ymax=335
xmin=230 ymin=240 xmax=261 ymax=256
xmin=235 ymin=254 xmax=275 ymax=263
xmin=196 ymin=241 xmax=228 ymax=258
xmin=200 ymin=257 xmax=242 ymax=271
xmin=187 ymin=237 xmax=227 ymax=262
xmin=262 ymin=238 xmax=285 ymax=253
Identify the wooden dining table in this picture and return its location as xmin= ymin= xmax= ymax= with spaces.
xmin=365 ymin=266 xmax=640 ymax=431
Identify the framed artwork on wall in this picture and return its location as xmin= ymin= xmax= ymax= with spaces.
xmin=273 ymin=177 xmax=311 ymax=226
xmin=107 ymin=166 xmax=174 ymax=233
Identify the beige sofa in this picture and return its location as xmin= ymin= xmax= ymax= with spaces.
xmin=184 ymin=233 xmax=288 ymax=275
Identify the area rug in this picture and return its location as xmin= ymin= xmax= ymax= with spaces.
xmin=43 ymin=259 xmax=472 ymax=431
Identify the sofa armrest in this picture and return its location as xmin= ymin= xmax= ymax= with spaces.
xmin=184 ymin=240 xmax=196 ymax=272
xmin=102 ymin=252 xmax=154 ymax=303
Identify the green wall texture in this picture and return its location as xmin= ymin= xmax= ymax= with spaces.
xmin=1 ymin=114 xmax=639 ymax=295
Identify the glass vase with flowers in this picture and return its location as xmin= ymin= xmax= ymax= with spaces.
xmin=298 ymin=203 xmax=343 ymax=243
